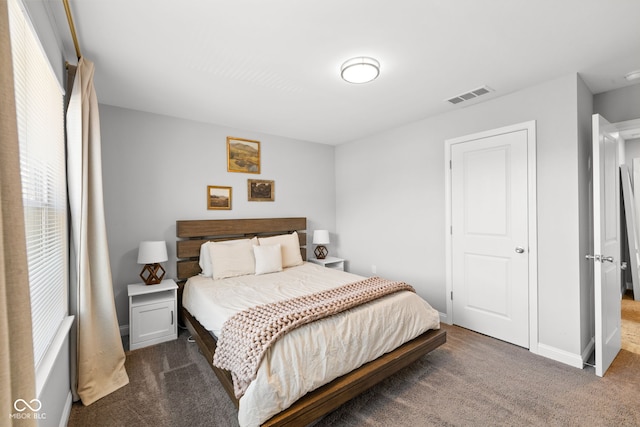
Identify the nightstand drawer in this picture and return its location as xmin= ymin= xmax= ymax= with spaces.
xmin=128 ymin=279 xmax=178 ymax=350
xmin=131 ymin=301 xmax=176 ymax=343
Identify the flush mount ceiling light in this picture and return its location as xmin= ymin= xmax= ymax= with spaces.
xmin=341 ymin=57 xmax=380 ymax=84
xmin=625 ymin=70 xmax=640 ymax=82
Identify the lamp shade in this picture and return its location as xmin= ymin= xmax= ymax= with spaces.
xmin=313 ymin=230 xmax=330 ymax=245
xmin=137 ymin=241 xmax=168 ymax=264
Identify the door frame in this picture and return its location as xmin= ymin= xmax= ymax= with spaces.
xmin=444 ymin=120 xmax=539 ymax=353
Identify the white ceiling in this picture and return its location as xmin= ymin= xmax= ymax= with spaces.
xmin=46 ymin=0 xmax=640 ymax=145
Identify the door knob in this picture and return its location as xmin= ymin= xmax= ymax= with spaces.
xmin=601 ymin=256 xmax=614 ymax=263
xmin=515 ymin=247 xmax=525 ymax=254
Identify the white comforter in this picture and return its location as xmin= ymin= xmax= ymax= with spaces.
xmin=183 ymin=262 xmax=440 ymax=427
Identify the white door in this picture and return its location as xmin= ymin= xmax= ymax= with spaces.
xmin=451 ymin=129 xmax=529 ymax=347
xmin=592 ymin=114 xmax=621 ymax=377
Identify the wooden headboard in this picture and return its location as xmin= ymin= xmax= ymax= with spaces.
xmin=175 ymin=217 xmax=307 ymax=281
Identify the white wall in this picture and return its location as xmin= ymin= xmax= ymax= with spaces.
xmin=336 ymin=74 xmax=588 ymax=363
xmin=99 ymin=105 xmax=337 ymax=328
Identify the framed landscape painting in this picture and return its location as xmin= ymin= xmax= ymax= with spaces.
xmin=207 ymin=185 xmax=232 ymax=210
xmin=227 ymin=137 xmax=260 ymax=173
xmin=248 ymin=179 xmax=274 ymax=201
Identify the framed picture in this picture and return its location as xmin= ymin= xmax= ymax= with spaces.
xmin=227 ymin=137 xmax=260 ymax=173
xmin=207 ymin=185 xmax=232 ymax=210
xmin=248 ymin=179 xmax=274 ymax=201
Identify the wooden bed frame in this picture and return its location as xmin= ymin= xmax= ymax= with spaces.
xmin=176 ymin=217 xmax=446 ymax=426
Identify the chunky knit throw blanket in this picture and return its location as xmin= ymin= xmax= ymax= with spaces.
xmin=213 ymin=276 xmax=415 ymax=398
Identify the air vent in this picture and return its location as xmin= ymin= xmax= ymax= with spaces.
xmin=446 ymin=86 xmax=493 ymax=105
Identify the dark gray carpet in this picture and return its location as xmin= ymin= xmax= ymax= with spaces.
xmin=68 ymin=324 xmax=640 ymax=427
xmin=68 ymin=330 xmax=237 ymax=427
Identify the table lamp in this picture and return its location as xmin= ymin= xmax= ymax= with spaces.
xmin=138 ymin=241 xmax=168 ymax=285
xmin=313 ymin=230 xmax=330 ymax=259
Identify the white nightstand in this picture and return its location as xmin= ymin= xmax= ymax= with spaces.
xmin=128 ymin=279 xmax=178 ymax=350
xmin=309 ymin=256 xmax=345 ymax=271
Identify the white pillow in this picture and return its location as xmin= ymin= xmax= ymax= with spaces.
xmin=209 ymin=237 xmax=258 ymax=280
xmin=258 ymin=231 xmax=303 ymax=268
xmin=198 ymin=241 xmax=213 ymax=277
xmin=253 ymin=244 xmax=283 ymax=275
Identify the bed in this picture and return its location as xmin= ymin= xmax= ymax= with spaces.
xmin=176 ymin=217 xmax=446 ymax=426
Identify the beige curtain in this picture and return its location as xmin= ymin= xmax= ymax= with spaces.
xmin=67 ymin=57 xmax=129 ymax=405
xmin=0 ymin=0 xmax=36 ymax=425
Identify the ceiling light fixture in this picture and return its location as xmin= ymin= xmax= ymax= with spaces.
xmin=341 ymin=57 xmax=380 ymax=84
xmin=625 ymin=70 xmax=640 ymax=82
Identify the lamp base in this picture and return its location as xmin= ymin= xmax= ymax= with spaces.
xmin=314 ymin=245 xmax=328 ymax=260
xmin=140 ymin=263 xmax=165 ymax=285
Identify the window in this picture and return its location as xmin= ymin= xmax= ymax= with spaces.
xmin=8 ymin=0 xmax=68 ymax=368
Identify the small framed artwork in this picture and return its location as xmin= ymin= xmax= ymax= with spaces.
xmin=227 ymin=136 xmax=260 ymax=174
xmin=207 ymin=185 xmax=232 ymax=210
xmin=248 ymin=179 xmax=274 ymax=201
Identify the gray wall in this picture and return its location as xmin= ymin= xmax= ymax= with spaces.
xmin=99 ymin=105 xmax=337 ymax=328
xmin=577 ymin=76 xmax=595 ymax=354
xmin=37 ymin=334 xmax=71 ymax=427
xmin=335 ymin=73 xmax=589 ymax=361
xmin=594 ymin=83 xmax=640 ymax=123
xmin=625 ymin=138 xmax=640 ymax=165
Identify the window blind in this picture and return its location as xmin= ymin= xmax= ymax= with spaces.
xmin=8 ymin=0 xmax=68 ymax=368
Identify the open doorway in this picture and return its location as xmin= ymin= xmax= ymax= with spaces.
xmin=592 ymin=116 xmax=640 ymax=376
xmin=620 ymin=124 xmax=640 ymax=356
xmin=621 ymin=291 xmax=640 ymax=354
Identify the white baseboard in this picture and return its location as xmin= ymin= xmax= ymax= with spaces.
xmin=59 ymin=391 xmax=72 ymax=427
xmin=581 ymin=337 xmax=595 ymax=363
xmin=537 ymin=343 xmax=585 ymax=369
xmin=439 ymin=311 xmax=450 ymax=325
xmin=119 ymin=324 xmax=129 ymax=337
